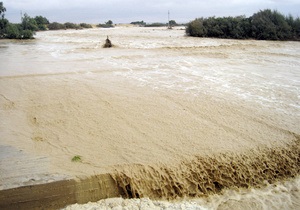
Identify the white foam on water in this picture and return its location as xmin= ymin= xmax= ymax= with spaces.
xmin=1 ymin=27 xmax=300 ymax=209
xmin=62 ymin=177 xmax=300 ymax=210
xmin=1 ymin=27 xmax=299 ymax=114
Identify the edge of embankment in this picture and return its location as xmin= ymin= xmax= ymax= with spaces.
xmin=1 ymin=134 xmax=299 ymax=210
xmin=0 ymin=174 xmax=120 ymax=210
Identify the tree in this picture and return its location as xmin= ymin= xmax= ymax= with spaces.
xmin=79 ymin=23 xmax=92 ymax=28
xmin=97 ymin=20 xmax=114 ymax=28
xmin=48 ymin=22 xmax=66 ymax=30
xmin=131 ymin=21 xmax=146 ymax=26
xmin=186 ymin=18 xmax=207 ymax=37
xmin=0 ymin=1 xmax=8 ymax=38
xmin=4 ymin=23 xmax=20 ymax=39
xmin=1 ymin=2 xmax=36 ymax=39
xmin=64 ymin=22 xmax=80 ymax=29
xmin=169 ymin=20 xmax=177 ymax=27
xmin=251 ymin=9 xmax=292 ymax=40
xmin=294 ymin=18 xmax=300 ymax=39
xmin=205 ymin=17 xmax=223 ymax=37
xmin=186 ymin=9 xmax=299 ymax=41
xmin=21 ymin=29 xmax=34 ymax=39
xmin=106 ymin=20 xmax=113 ymax=25
xmin=0 ymin=1 xmax=6 ymax=18
xmin=34 ymin=16 xmax=49 ymax=30
xmin=21 ymin=13 xmax=38 ymax=31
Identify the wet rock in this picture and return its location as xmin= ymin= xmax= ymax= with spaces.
xmin=103 ymin=36 xmax=112 ymax=48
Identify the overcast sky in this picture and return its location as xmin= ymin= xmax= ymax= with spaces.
xmin=2 ymin=0 xmax=300 ymax=24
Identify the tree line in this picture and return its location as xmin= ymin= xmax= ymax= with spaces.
xmin=3 ymin=2 xmax=299 ymax=41
xmin=186 ymin=9 xmax=300 ymax=41
xmin=0 ymin=2 xmax=93 ymax=39
xmin=130 ymin=20 xmax=179 ymax=27
xmin=1 ymin=3 xmax=37 ymax=39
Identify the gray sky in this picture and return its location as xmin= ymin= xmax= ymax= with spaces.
xmin=2 ymin=0 xmax=300 ymax=24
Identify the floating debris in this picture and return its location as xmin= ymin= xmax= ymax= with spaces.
xmin=103 ymin=36 xmax=112 ymax=48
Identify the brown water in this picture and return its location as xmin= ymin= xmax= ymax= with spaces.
xmin=0 ymin=27 xmax=299 ymax=209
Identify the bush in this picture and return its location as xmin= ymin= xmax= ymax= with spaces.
xmin=131 ymin=21 xmax=146 ymax=26
xmin=0 ymin=17 xmax=8 ymax=38
xmin=0 ymin=2 xmax=35 ymax=39
xmin=64 ymin=22 xmax=80 ymax=29
xmin=79 ymin=23 xmax=92 ymax=28
xmin=186 ymin=18 xmax=207 ymax=37
xmin=251 ymin=10 xmax=292 ymax=40
xmin=37 ymin=24 xmax=47 ymax=31
xmin=3 ymin=23 xmax=34 ymax=39
xmin=145 ymin=22 xmax=166 ymax=27
xmin=97 ymin=20 xmax=114 ymax=28
xmin=21 ymin=13 xmax=39 ymax=31
xmin=48 ymin=22 xmax=66 ymax=30
xmin=34 ymin=16 xmax=49 ymax=31
xmin=4 ymin=23 xmax=20 ymax=39
xmin=21 ymin=29 xmax=34 ymax=39
xmin=186 ymin=9 xmax=299 ymax=41
xmin=97 ymin=24 xmax=113 ymax=28
xmin=72 ymin=155 xmax=82 ymax=162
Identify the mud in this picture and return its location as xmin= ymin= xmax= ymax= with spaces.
xmin=0 ymin=27 xmax=299 ymax=209
xmin=112 ymin=135 xmax=300 ymax=199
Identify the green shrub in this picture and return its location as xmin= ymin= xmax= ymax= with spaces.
xmin=37 ymin=24 xmax=47 ymax=31
xmin=145 ymin=22 xmax=166 ymax=27
xmin=34 ymin=16 xmax=49 ymax=31
xmin=0 ymin=2 xmax=36 ymax=39
xmin=72 ymin=155 xmax=82 ymax=162
xmin=21 ymin=13 xmax=38 ymax=31
xmin=97 ymin=20 xmax=114 ymax=28
xmin=4 ymin=23 xmax=20 ymax=39
xmin=131 ymin=21 xmax=146 ymax=26
xmin=79 ymin=23 xmax=92 ymax=28
xmin=186 ymin=9 xmax=299 ymax=41
xmin=48 ymin=22 xmax=66 ymax=30
xmin=186 ymin=18 xmax=207 ymax=37
xmin=64 ymin=22 xmax=81 ymax=29
xmin=21 ymin=29 xmax=34 ymax=39
xmin=0 ymin=17 xmax=8 ymax=38
xmin=251 ymin=10 xmax=292 ymax=40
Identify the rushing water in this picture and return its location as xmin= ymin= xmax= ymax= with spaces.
xmin=1 ymin=27 xmax=299 ymax=118
xmin=1 ymin=27 xmax=300 ymax=209
xmin=63 ymin=177 xmax=300 ymax=210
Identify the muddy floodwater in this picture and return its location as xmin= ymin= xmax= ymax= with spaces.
xmin=0 ymin=27 xmax=300 ymax=209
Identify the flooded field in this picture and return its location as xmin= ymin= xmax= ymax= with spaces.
xmin=0 ymin=27 xmax=299 ymax=209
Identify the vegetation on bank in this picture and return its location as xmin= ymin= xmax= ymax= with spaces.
xmin=130 ymin=21 xmax=146 ymax=26
xmin=0 ymin=2 xmax=93 ymax=39
xmin=186 ymin=9 xmax=300 ymax=41
xmin=1 ymin=3 xmax=36 ymax=39
xmin=97 ymin=20 xmax=114 ymax=28
xmin=144 ymin=20 xmax=179 ymax=27
xmin=2 ymin=1 xmax=299 ymax=41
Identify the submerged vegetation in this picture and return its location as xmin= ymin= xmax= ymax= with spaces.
xmin=72 ymin=155 xmax=82 ymax=162
xmin=186 ymin=9 xmax=300 ymax=41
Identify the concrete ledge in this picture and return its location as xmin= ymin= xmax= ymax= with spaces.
xmin=0 ymin=174 xmax=120 ymax=210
